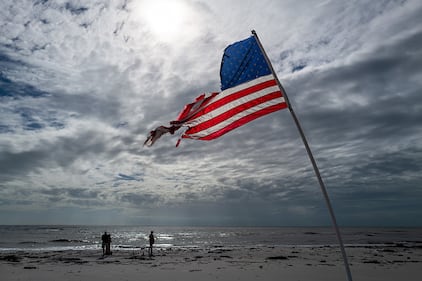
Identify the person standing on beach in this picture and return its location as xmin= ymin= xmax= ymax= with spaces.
xmin=101 ymin=232 xmax=107 ymax=255
xmin=105 ymin=232 xmax=112 ymax=255
xmin=149 ymin=231 xmax=155 ymax=257
xmin=101 ymin=232 xmax=112 ymax=256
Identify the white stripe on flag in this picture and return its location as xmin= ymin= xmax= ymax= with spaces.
xmin=185 ymin=97 xmax=285 ymax=139
xmin=186 ymin=85 xmax=282 ymax=127
xmin=209 ymin=74 xmax=276 ymax=105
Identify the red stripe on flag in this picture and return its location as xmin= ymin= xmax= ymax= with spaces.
xmin=186 ymin=91 xmax=286 ymax=134
xmin=185 ymin=91 xmax=284 ymax=135
xmin=188 ymin=79 xmax=279 ymax=121
xmin=184 ymin=102 xmax=287 ymax=140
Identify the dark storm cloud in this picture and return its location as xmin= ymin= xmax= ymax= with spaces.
xmin=282 ymin=28 xmax=422 ymax=178
xmin=351 ymin=148 xmax=422 ymax=176
xmin=0 ymin=128 xmax=124 ymax=183
xmin=0 ymin=149 xmax=47 ymax=180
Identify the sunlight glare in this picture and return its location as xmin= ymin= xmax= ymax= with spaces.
xmin=140 ymin=0 xmax=192 ymax=42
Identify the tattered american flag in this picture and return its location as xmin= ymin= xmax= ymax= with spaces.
xmin=144 ymin=35 xmax=287 ymax=147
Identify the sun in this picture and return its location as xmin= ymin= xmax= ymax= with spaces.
xmin=137 ymin=0 xmax=192 ymax=42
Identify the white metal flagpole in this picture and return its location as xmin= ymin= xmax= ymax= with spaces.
xmin=251 ymin=30 xmax=353 ymax=281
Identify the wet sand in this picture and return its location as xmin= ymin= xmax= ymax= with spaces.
xmin=1 ymin=244 xmax=421 ymax=280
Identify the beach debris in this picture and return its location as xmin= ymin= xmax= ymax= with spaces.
xmin=266 ymin=255 xmax=288 ymax=260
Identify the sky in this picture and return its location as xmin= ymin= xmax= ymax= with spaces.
xmin=0 ymin=0 xmax=421 ymax=227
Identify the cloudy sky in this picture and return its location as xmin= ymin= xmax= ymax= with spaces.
xmin=1 ymin=0 xmax=421 ymax=227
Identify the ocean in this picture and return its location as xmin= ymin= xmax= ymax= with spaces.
xmin=0 ymin=225 xmax=421 ymax=253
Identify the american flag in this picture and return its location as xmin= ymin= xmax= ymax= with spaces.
xmin=145 ymin=35 xmax=287 ymax=147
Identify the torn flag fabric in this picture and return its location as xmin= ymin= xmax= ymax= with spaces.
xmin=145 ymin=35 xmax=287 ymax=147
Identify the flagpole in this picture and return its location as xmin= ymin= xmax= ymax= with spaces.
xmin=251 ymin=30 xmax=353 ymax=281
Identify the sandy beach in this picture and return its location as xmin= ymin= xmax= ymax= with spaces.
xmin=1 ymin=244 xmax=421 ymax=281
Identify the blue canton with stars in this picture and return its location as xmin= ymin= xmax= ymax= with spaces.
xmin=220 ymin=36 xmax=271 ymax=91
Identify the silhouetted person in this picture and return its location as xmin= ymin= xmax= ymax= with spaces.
xmin=101 ymin=232 xmax=107 ymax=255
xmin=149 ymin=231 xmax=155 ymax=257
xmin=102 ymin=231 xmax=112 ymax=255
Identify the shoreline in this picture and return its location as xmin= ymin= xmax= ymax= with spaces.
xmin=1 ymin=240 xmax=420 ymax=253
xmin=1 ymin=244 xmax=421 ymax=281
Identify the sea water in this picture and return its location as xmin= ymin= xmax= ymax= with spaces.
xmin=0 ymin=225 xmax=421 ymax=252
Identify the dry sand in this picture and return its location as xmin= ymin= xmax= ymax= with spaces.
xmin=1 ymin=245 xmax=421 ymax=281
